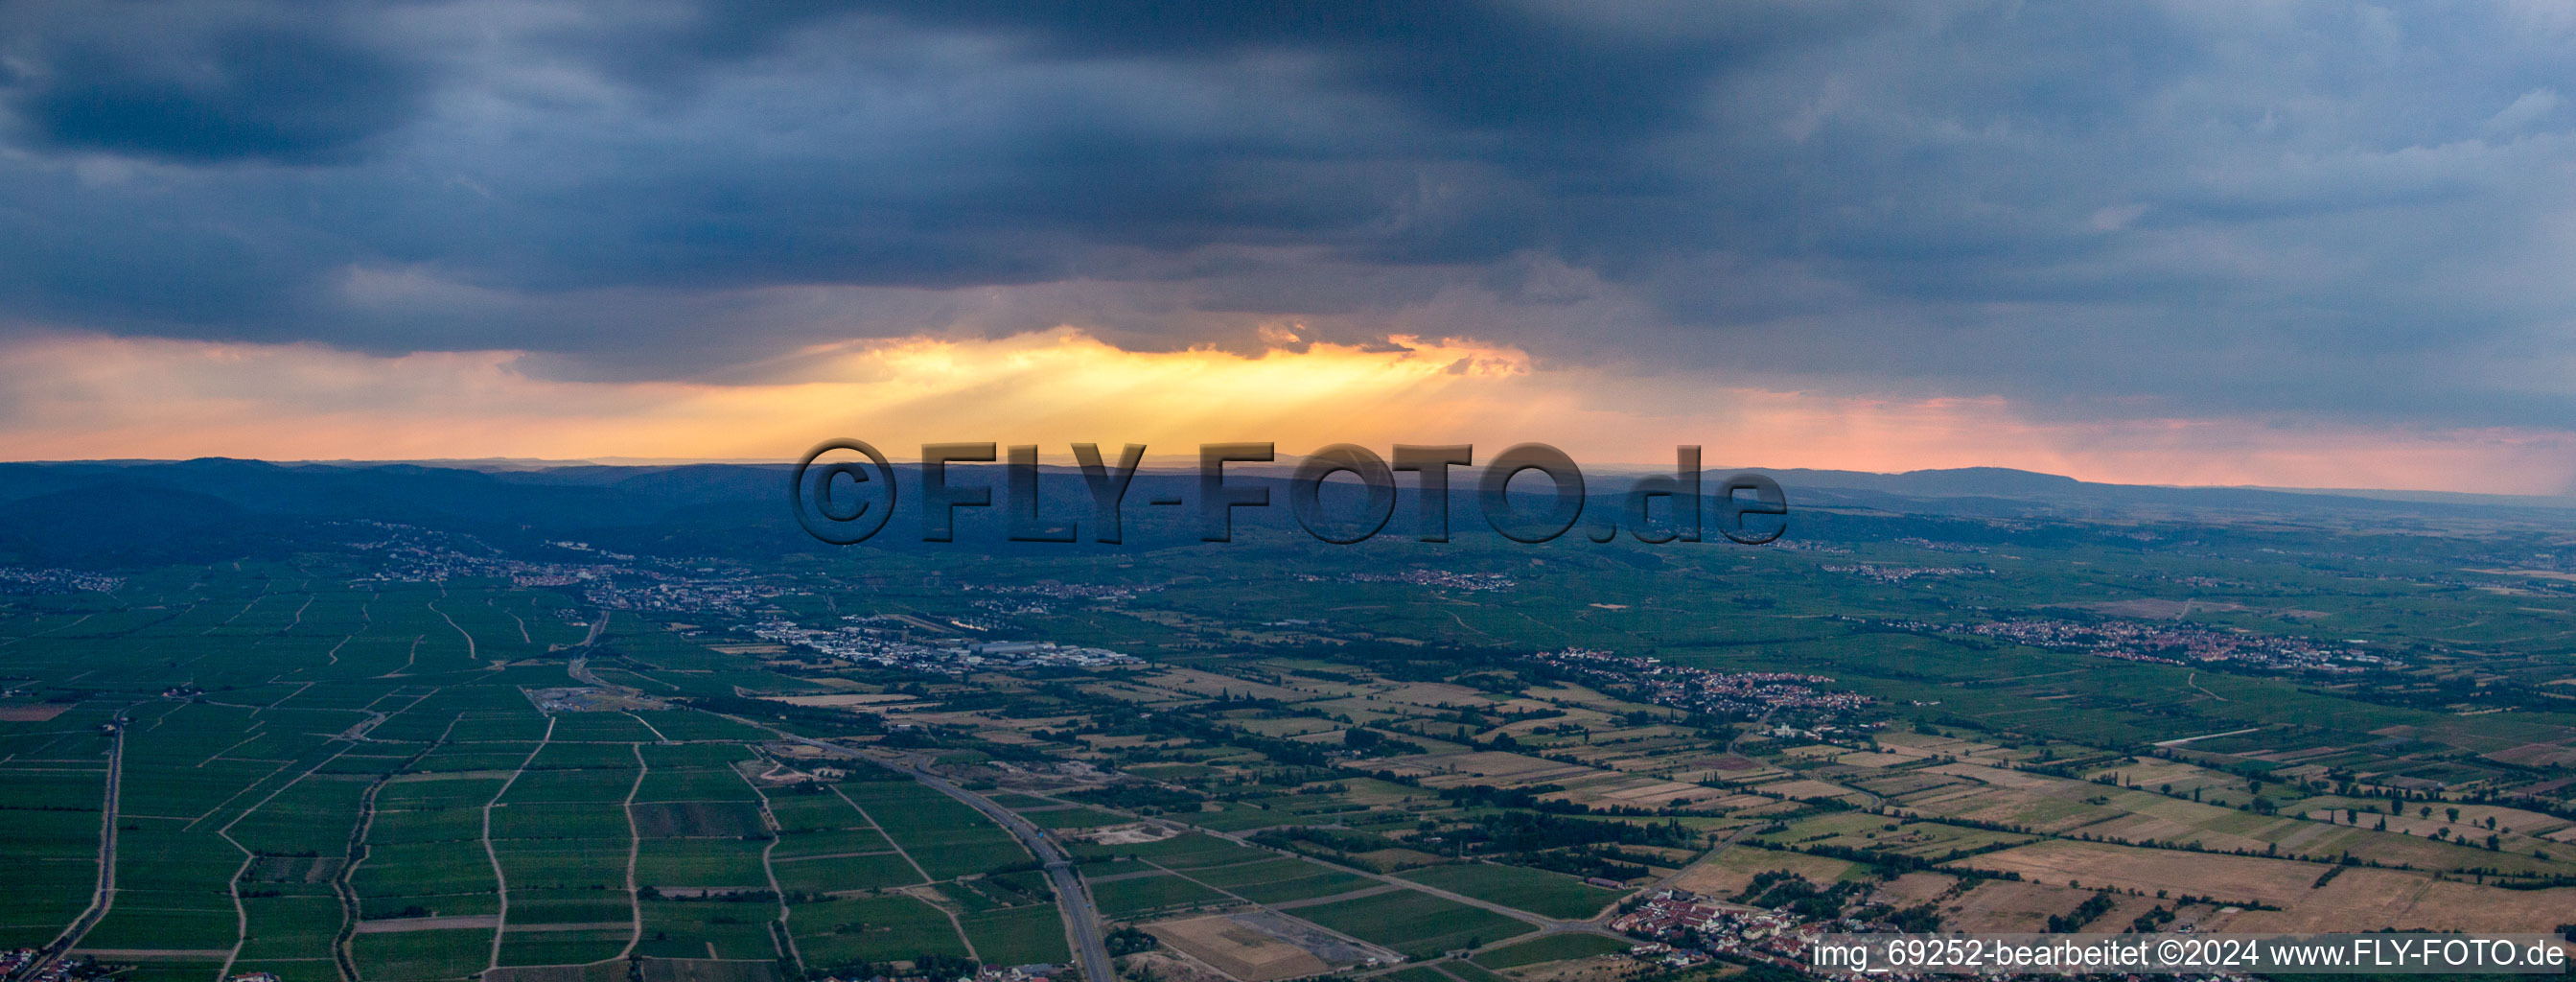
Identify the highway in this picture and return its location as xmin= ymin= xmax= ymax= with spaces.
xmin=773 ymin=734 xmax=1117 ymax=982
xmin=567 ymin=612 xmax=613 ymax=686
xmin=581 ymin=623 xmax=1115 ymax=982
xmin=882 ymin=754 xmax=1118 ymax=982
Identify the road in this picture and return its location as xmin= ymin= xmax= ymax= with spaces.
xmin=891 ymin=756 xmax=1116 ymax=981
xmin=577 ymin=633 xmax=1112 ymax=982
xmin=568 ymin=612 xmax=611 ymax=686
xmin=12 ymin=708 xmax=129 ymax=982
xmin=774 ymin=735 xmax=1117 ymax=982
xmin=1179 ymin=821 xmax=1627 ymax=943
xmin=1202 ymin=705 xmax=1797 ymax=966
xmin=1637 ymin=705 xmax=1803 ymax=895
xmin=659 ymin=695 xmax=1776 ymax=980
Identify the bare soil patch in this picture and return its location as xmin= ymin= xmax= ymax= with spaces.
xmin=1083 ymin=823 xmax=1182 ymax=846
xmin=1147 ymin=915 xmax=1333 ymax=982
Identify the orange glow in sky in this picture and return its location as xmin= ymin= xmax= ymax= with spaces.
xmin=2 ymin=327 xmax=2568 ymax=495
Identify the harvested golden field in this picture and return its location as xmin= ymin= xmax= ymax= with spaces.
xmin=1551 ymin=743 xmax=1682 ymax=770
xmin=2293 ymin=800 xmax=2572 ymax=842
xmin=2484 ymin=742 xmax=2576 ymax=767
xmin=1553 ymin=778 xmax=1709 ymax=807
xmin=2281 ymin=826 xmax=2575 ymax=877
xmin=1493 ymin=709 xmax=1620 ymax=738
xmin=1868 ymin=872 xmax=1960 ymax=907
xmin=1752 ymin=779 xmax=1866 ymax=802
xmin=1835 ymin=751 xmax=1915 ymax=768
xmin=1936 ymin=879 xmax=2096 ymax=932
xmin=1696 ymin=793 xmax=1777 ymax=810
xmin=1920 ymin=761 xmax=2065 ymax=790
xmin=1079 ymin=733 xmax=1190 ymax=749
xmin=1378 ymin=751 xmax=1607 ymax=788
xmin=1075 ymin=682 xmax=1191 ymax=704
xmin=1375 ymin=682 xmax=1503 ymax=707
xmin=1845 ymin=770 xmax=1967 ymax=799
xmin=1520 ymin=684 xmax=1662 ymax=716
xmin=2086 ymin=758 xmax=2252 ymax=798
xmin=1141 ymin=668 xmax=1313 ymax=702
xmin=767 ymin=692 xmax=919 ymax=707
xmin=2092 ymin=892 xmax=2169 ymax=931
xmin=1236 ymin=717 xmax=1340 ymax=737
xmin=1947 ymin=840 xmax=2326 ymax=906
xmin=1895 ymin=773 xmax=2123 ymax=833
xmin=1668 ymin=846 xmax=1857 ymax=898
xmin=2223 ymin=867 xmax=2576 ymax=934
xmin=1873 ymin=733 xmax=2017 ymax=761
xmin=2069 ymin=813 xmax=2268 ymax=853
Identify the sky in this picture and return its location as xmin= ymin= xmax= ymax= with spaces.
xmin=5 ymin=1 xmax=2576 ymax=491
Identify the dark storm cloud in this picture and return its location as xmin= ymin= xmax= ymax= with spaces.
xmin=3 ymin=0 xmax=2576 ymax=428
xmin=1 ymin=1 xmax=430 ymax=163
xmin=827 ymin=0 xmax=1795 ymax=139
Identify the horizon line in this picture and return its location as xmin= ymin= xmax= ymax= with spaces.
xmin=8 ymin=455 xmax=2572 ymax=504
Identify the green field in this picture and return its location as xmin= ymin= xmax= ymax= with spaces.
xmin=1471 ymin=933 xmax=1633 ymax=969
xmin=1397 ymin=863 xmax=1625 ymax=920
xmin=0 ymin=576 xmax=1102 ymax=974
xmin=1289 ymin=889 xmax=1535 ymax=958
xmin=8 ymin=476 xmax=2576 ymax=971
xmin=1093 ymin=872 xmax=1229 ymax=918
